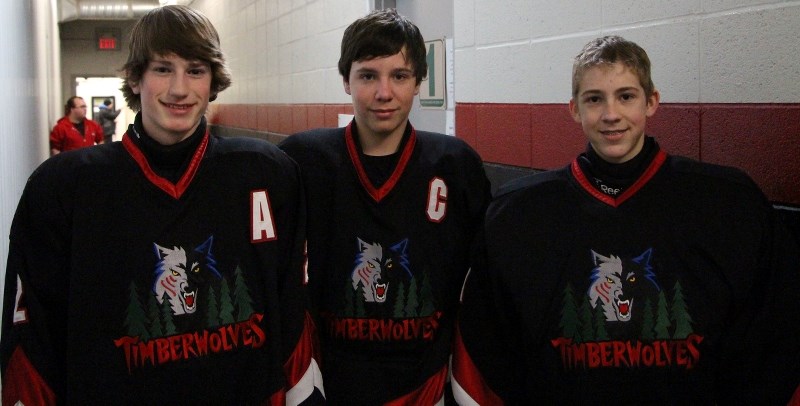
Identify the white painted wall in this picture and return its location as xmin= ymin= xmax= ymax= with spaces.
xmin=399 ymin=0 xmax=455 ymax=135
xmin=0 ymin=0 xmax=58 ymax=338
xmin=454 ymin=0 xmax=800 ymax=104
xmin=185 ymin=0 xmax=800 ymax=107
xmin=190 ymin=0 xmax=371 ymax=105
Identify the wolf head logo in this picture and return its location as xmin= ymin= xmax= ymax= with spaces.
xmin=351 ymin=238 xmax=412 ymax=303
xmin=153 ymin=236 xmax=222 ymax=316
xmin=588 ymin=248 xmax=660 ymax=322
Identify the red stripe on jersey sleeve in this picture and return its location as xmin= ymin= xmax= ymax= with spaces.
xmin=384 ymin=364 xmax=448 ymax=406
xmin=2 ymin=346 xmax=57 ymax=406
xmin=452 ymin=326 xmax=503 ymax=405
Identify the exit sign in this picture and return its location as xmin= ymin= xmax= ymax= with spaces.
xmin=96 ymin=27 xmax=120 ymax=51
xmin=98 ymin=37 xmax=117 ymax=50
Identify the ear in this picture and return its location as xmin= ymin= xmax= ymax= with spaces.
xmin=568 ymin=98 xmax=581 ymax=123
xmin=646 ymin=89 xmax=660 ymax=117
xmin=343 ymin=77 xmax=351 ymax=95
xmin=129 ymin=79 xmax=141 ymax=95
xmin=414 ymin=81 xmax=420 ymax=96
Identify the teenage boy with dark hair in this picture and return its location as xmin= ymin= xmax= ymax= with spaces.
xmin=280 ymin=8 xmax=490 ymax=405
xmin=1 ymin=5 xmax=322 ymax=404
xmin=452 ymin=35 xmax=800 ymax=405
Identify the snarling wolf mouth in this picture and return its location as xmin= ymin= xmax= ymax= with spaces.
xmin=183 ymin=290 xmax=196 ymax=311
xmin=616 ymin=298 xmax=631 ymax=321
xmin=375 ymin=283 xmax=387 ymax=302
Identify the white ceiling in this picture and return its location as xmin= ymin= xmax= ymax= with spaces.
xmin=58 ymin=0 xmax=192 ymax=22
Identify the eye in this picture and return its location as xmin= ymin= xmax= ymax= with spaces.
xmin=360 ymin=73 xmax=375 ymax=81
xmin=188 ymin=67 xmax=208 ymax=77
xmin=368 ymin=262 xmax=375 ymax=268
xmin=620 ymin=92 xmax=635 ymax=102
xmin=584 ymin=95 xmax=601 ymax=104
xmin=606 ymin=277 xmax=614 ymax=284
xmin=171 ymin=270 xmax=180 ymax=276
xmin=387 ymin=262 xmax=393 ymax=269
xmin=628 ymin=276 xmax=636 ymax=282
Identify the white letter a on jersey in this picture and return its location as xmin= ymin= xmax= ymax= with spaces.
xmin=251 ymin=190 xmax=277 ymax=242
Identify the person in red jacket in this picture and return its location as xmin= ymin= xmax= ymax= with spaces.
xmin=49 ymin=96 xmax=104 ymax=155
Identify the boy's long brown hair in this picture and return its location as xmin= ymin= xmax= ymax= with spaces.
xmin=120 ymin=5 xmax=231 ymax=111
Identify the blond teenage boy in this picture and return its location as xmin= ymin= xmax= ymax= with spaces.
xmin=453 ymin=35 xmax=800 ymax=405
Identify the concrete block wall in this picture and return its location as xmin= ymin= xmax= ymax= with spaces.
xmin=191 ymin=0 xmax=369 ymax=105
xmin=454 ymin=0 xmax=800 ymax=205
xmin=197 ymin=0 xmax=800 ymax=206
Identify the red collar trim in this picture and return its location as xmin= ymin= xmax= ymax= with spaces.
xmin=122 ymin=131 xmax=209 ymax=200
xmin=344 ymin=122 xmax=416 ymax=203
xmin=571 ymin=150 xmax=667 ymax=208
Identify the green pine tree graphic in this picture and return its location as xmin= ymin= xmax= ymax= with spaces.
xmin=160 ymin=293 xmax=177 ymax=335
xmin=393 ymin=281 xmax=407 ymax=318
xmin=147 ymin=293 xmax=163 ymax=339
xmin=404 ymin=277 xmax=419 ymax=317
xmin=418 ymin=273 xmax=435 ymax=316
xmin=641 ymin=298 xmax=655 ymax=340
xmin=654 ymin=290 xmax=671 ymax=339
xmin=579 ymin=298 xmax=595 ymax=342
xmin=594 ymin=303 xmax=609 ymax=341
xmin=559 ymin=283 xmax=580 ymax=340
xmin=206 ymin=284 xmax=220 ymax=327
xmin=670 ymin=281 xmax=694 ymax=339
xmin=218 ymin=277 xmax=235 ymax=325
xmin=232 ymin=266 xmax=254 ymax=322
xmin=354 ymin=281 xmax=366 ymax=317
xmin=343 ymin=278 xmax=356 ymax=317
xmin=124 ymin=281 xmax=149 ymax=339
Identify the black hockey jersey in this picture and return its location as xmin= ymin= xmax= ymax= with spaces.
xmin=453 ymin=143 xmax=800 ymax=405
xmin=1 ymin=120 xmax=323 ymax=404
xmin=280 ymin=122 xmax=491 ymax=405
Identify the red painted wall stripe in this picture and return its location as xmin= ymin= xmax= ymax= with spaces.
xmin=208 ymin=102 xmax=799 ymax=206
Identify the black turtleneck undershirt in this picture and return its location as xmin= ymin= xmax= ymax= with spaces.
xmin=350 ymin=121 xmax=412 ymax=188
xmin=576 ymin=136 xmax=660 ymax=197
xmin=126 ymin=113 xmax=206 ymax=184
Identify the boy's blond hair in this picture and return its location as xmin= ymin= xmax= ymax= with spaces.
xmin=572 ymin=36 xmax=655 ymax=99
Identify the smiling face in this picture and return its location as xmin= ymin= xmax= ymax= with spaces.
xmin=130 ymin=53 xmax=212 ymax=145
xmin=344 ymin=48 xmax=420 ymax=154
xmin=569 ymin=62 xmax=660 ymax=164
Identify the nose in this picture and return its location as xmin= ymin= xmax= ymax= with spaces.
xmin=169 ymin=73 xmax=189 ymax=98
xmin=601 ymin=100 xmax=621 ymax=122
xmin=375 ymin=77 xmax=393 ymax=101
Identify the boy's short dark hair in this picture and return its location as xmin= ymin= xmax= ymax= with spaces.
xmin=338 ymin=8 xmax=427 ymax=85
xmin=103 ymin=98 xmax=112 ymax=106
xmin=572 ymin=35 xmax=655 ymax=99
xmin=120 ymin=5 xmax=231 ymax=111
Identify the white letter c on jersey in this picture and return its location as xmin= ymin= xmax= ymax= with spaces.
xmin=426 ymin=177 xmax=448 ymax=223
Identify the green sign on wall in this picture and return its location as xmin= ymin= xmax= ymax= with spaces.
xmin=420 ymin=39 xmax=445 ymax=109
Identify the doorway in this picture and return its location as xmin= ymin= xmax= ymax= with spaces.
xmin=75 ymin=76 xmax=133 ymax=142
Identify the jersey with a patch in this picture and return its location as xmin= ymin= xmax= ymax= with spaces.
xmin=281 ymin=122 xmax=490 ymax=405
xmin=453 ymin=143 xmax=800 ymax=405
xmin=1 ymin=123 xmax=322 ymax=404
